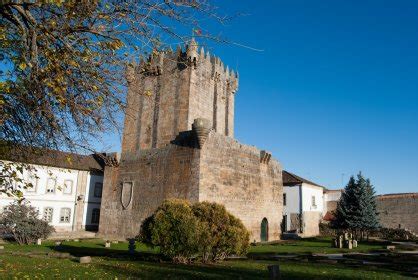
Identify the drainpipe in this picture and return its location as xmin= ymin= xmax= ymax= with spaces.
xmin=299 ymin=184 xmax=303 ymax=233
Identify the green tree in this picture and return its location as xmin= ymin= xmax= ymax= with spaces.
xmin=332 ymin=172 xmax=379 ymax=239
xmin=0 ymin=1 xmax=230 ymax=197
xmin=0 ymin=201 xmax=54 ymax=244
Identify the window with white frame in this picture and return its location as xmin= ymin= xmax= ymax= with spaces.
xmin=63 ymin=179 xmax=73 ymax=194
xmin=46 ymin=178 xmax=56 ymax=193
xmin=26 ymin=173 xmax=38 ymax=192
xmin=60 ymin=208 xmax=71 ymax=223
xmin=94 ymin=182 xmax=103 ymax=198
xmin=43 ymin=207 xmax=53 ymax=222
xmin=91 ymin=208 xmax=100 ymax=224
xmin=311 ymin=195 xmax=317 ymax=207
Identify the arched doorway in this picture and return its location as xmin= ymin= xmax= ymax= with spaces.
xmin=260 ymin=218 xmax=269 ymax=242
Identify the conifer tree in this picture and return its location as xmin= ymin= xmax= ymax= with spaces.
xmin=332 ymin=172 xmax=380 ymax=239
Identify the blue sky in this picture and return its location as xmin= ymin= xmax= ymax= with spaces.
xmin=4 ymin=1 xmax=415 ymax=194
xmin=103 ymin=0 xmax=418 ymax=194
xmin=190 ymin=0 xmax=418 ymax=194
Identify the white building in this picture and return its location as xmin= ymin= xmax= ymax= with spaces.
xmin=322 ymin=189 xmax=343 ymax=222
xmin=282 ymin=171 xmax=325 ymax=237
xmin=0 ymin=150 xmax=104 ymax=233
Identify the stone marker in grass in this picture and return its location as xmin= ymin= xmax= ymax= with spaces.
xmin=267 ymin=264 xmax=280 ymax=280
xmin=387 ymin=245 xmax=395 ymax=251
xmin=0 ymin=245 xmax=4 ymax=250
xmin=353 ymin=240 xmax=358 ymax=248
xmin=105 ymin=240 xmax=111 ymax=248
xmin=37 ymin=239 xmax=42 ymax=245
xmin=128 ymin=239 xmax=136 ymax=254
xmin=79 ymin=256 xmax=92 ymax=264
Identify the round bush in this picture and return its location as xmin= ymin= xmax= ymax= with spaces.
xmin=139 ymin=199 xmax=250 ymax=263
xmin=140 ymin=199 xmax=201 ymax=263
xmin=0 ymin=201 xmax=54 ymax=244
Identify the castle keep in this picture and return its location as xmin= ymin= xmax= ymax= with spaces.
xmin=99 ymin=40 xmax=284 ymax=241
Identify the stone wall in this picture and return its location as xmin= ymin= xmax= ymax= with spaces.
xmin=290 ymin=213 xmax=301 ymax=232
xmin=376 ymin=193 xmax=418 ymax=234
xmin=99 ymin=144 xmax=201 ymax=239
xmin=302 ymin=211 xmax=321 ymax=237
xmin=199 ymin=133 xmax=283 ymax=242
xmin=99 ymin=131 xmax=284 ymax=241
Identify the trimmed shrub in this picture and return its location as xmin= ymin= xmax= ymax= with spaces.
xmin=0 ymin=201 xmax=54 ymax=244
xmin=139 ymin=199 xmax=250 ymax=263
xmin=192 ymin=201 xmax=250 ymax=262
xmin=139 ymin=199 xmax=201 ymax=263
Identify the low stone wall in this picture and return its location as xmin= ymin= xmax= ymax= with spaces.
xmin=376 ymin=193 xmax=418 ymax=234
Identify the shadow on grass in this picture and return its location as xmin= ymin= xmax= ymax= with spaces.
xmin=94 ymin=259 xmax=380 ymax=280
xmin=47 ymin=244 xmax=161 ymax=262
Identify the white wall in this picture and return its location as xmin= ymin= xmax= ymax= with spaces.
xmin=323 ymin=190 xmax=342 ymax=215
xmin=0 ymin=161 xmax=103 ymax=232
xmin=82 ymin=174 xmax=103 ymax=228
xmin=301 ymin=183 xmax=324 ymax=213
xmin=283 ymin=185 xmax=301 ymax=231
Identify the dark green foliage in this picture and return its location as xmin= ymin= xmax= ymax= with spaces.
xmin=192 ymin=201 xmax=250 ymax=262
xmin=139 ymin=199 xmax=201 ymax=263
xmin=332 ymin=173 xmax=380 ymax=237
xmin=139 ymin=199 xmax=250 ymax=263
xmin=0 ymin=201 xmax=54 ymax=244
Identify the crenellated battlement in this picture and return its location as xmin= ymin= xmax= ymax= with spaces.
xmin=129 ymin=39 xmax=238 ymax=93
xmin=122 ymin=39 xmax=239 ymax=153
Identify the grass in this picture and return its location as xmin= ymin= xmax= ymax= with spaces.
xmin=249 ymin=237 xmax=390 ymax=255
xmin=0 ymin=238 xmax=415 ymax=279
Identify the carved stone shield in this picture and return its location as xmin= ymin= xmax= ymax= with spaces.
xmin=121 ymin=182 xmax=133 ymax=209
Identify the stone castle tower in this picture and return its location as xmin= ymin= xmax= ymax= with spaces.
xmin=99 ymin=40 xmax=283 ymax=242
xmin=122 ymin=38 xmax=238 ymax=152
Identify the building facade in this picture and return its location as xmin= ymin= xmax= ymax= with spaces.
xmin=0 ymin=151 xmax=104 ymax=232
xmin=282 ymin=171 xmax=324 ymax=237
xmin=99 ymin=40 xmax=284 ymax=242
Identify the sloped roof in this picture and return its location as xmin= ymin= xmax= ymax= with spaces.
xmin=0 ymin=144 xmax=105 ymax=173
xmin=282 ymin=170 xmax=325 ymax=188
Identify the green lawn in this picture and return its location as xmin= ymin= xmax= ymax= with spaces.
xmin=249 ymin=237 xmax=389 ymax=255
xmin=0 ymin=238 xmax=415 ymax=279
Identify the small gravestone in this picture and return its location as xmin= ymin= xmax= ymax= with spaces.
xmin=353 ymin=240 xmax=358 ymax=248
xmin=0 ymin=245 xmax=4 ymax=250
xmin=112 ymin=240 xmax=119 ymax=244
xmin=128 ymin=239 xmax=136 ymax=254
xmin=55 ymin=241 xmax=62 ymax=249
xmin=387 ymin=245 xmax=395 ymax=251
xmin=267 ymin=264 xmax=280 ymax=280
xmin=74 ymin=239 xmax=79 ymax=242
xmin=79 ymin=256 xmax=92 ymax=264
xmin=338 ymin=235 xmax=344 ymax=248
xmin=347 ymin=240 xmax=353 ymax=249
xmin=105 ymin=241 xmax=111 ymax=248
xmin=37 ymin=239 xmax=42 ymax=245
xmin=344 ymin=232 xmax=349 ymax=240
